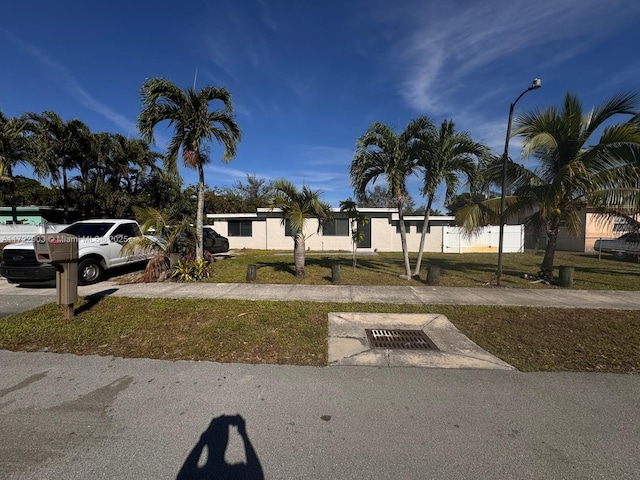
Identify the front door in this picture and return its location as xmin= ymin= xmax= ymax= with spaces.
xmin=357 ymin=219 xmax=371 ymax=249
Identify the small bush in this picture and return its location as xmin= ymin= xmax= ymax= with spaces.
xmin=170 ymin=257 xmax=213 ymax=282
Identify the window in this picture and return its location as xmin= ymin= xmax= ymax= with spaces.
xmin=228 ymin=220 xmax=253 ymax=237
xmin=415 ymin=221 xmax=430 ymax=234
xmin=395 ymin=220 xmax=411 ymax=234
xmin=285 ymin=219 xmax=295 ymax=237
xmin=110 ymin=223 xmax=140 ymax=244
xmin=323 ymin=218 xmax=349 ymax=236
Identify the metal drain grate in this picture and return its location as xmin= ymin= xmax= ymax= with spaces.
xmin=365 ymin=329 xmax=439 ymax=350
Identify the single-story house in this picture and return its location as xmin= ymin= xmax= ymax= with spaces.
xmin=207 ymin=208 xmax=525 ymax=253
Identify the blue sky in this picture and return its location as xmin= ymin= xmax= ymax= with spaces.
xmin=2 ymin=0 xmax=639 ymax=211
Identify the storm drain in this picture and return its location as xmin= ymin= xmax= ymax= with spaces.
xmin=365 ymin=329 xmax=439 ymax=351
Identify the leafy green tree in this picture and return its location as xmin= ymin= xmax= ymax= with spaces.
xmin=445 ymin=193 xmax=487 ymax=215
xmin=350 ymin=118 xmax=433 ymax=277
xmin=457 ymin=92 xmax=640 ymax=278
xmin=138 ymin=78 xmax=241 ymax=260
xmin=270 ymin=179 xmax=333 ymax=278
xmin=413 ymin=120 xmax=487 ymax=276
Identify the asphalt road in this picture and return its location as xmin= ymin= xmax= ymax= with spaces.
xmin=1 ymin=350 xmax=639 ymax=479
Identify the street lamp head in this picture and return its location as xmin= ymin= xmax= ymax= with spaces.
xmin=532 ymin=78 xmax=542 ymax=89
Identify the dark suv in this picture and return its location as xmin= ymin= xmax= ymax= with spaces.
xmin=203 ymin=227 xmax=229 ymax=254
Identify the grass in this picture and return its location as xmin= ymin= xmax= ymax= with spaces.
xmin=2 ymin=249 xmax=638 ymax=373
xmin=1 ymin=297 xmax=639 ymax=373
xmin=207 ymin=249 xmax=640 ymax=290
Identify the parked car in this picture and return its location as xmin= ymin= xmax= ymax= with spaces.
xmin=594 ymin=232 xmax=640 ymax=260
xmin=173 ymin=227 xmax=229 ymax=255
xmin=0 ymin=219 xmax=155 ymax=285
xmin=203 ymin=227 xmax=229 ymax=254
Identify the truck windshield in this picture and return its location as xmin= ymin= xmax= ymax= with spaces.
xmin=62 ymin=222 xmax=115 ymax=238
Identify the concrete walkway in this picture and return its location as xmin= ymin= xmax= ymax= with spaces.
xmin=2 ymin=277 xmax=639 ymax=309
xmin=70 ymin=281 xmax=640 ymax=309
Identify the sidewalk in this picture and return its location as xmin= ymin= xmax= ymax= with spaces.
xmin=75 ymin=281 xmax=640 ymax=310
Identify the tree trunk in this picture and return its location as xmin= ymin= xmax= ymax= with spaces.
xmin=62 ymin=167 xmax=69 ymax=223
xmin=540 ymin=222 xmax=559 ymax=278
xmin=294 ymin=235 xmax=305 ymax=277
xmin=196 ymin=163 xmax=205 ymax=260
xmin=398 ymin=205 xmax=411 ymax=277
xmin=412 ymin=197 xmax=433 ymax=277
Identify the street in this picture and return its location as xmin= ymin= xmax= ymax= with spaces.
xmin=1 ymin=350 xmax=639 ymax=479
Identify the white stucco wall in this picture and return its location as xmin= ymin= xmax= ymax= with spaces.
xmin=207 ymin=210 xmax=455 ymax=253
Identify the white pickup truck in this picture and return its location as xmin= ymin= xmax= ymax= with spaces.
xmin=0 ymin=219 xmax=153 ymax=285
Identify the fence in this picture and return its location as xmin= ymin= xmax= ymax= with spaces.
xmin=442 ymin=225 xmax=524 ymax=253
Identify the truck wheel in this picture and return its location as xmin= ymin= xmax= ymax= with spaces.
xmin=222 ymin=240 xmax=229 ymax=252
xmin=612 ymin=251 xmax=627 ymax=261
xmin=78 ymin=258 xmax=104 ymax=285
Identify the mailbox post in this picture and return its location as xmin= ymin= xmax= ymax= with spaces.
xmin=34 ymin=233 xmax=79 ymax=320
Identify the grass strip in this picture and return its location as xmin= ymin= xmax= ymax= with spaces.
xmin=1 ymin=297 xmax=638 ymax=373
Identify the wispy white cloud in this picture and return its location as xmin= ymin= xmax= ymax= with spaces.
xmin=294 ymin=145 xmax=354 ymax=167
xmin=2 ymin=29 xmax=137 ymax=135
xmin=388 ymin=0 xmax=639 ymax=113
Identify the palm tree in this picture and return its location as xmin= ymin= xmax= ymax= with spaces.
xmin=413 ymin=120 xmax=487 ymax=276
xmin=26 ymin=111 xmax=92 ymax=222
xmin=0 ymin=112 xmax=33 ymax=223
xmin=339 ymin=198 xmax=368 ymax=270
xmin=458 ymin=92 xmax=640 ymax=279
xmin=350 ymin=117 xmax=433 ymax=277
xmin=137 ymin=78 xmax=241 ymax=260
xmin=270 ymin=179 xmax=333 ymax=278
xmin=121 ymin=206 xmax=194 ymax=282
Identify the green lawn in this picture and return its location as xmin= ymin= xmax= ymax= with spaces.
xmin=207 ymin=249 xmax=640 ymax=290
xmin=1 ymin=249 xmax=639 ymax=373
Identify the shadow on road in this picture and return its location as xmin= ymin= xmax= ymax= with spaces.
xmin=176 ymin=414 xmax=264 ymax=480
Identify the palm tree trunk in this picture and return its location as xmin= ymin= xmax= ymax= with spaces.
xmin=540 ymin=219 xmax=560 ymax=279
xmin=397 ymin=205 xmax=411 ymax=277
xmin=62 ymin=167 xmax=69 ymax=223
xmin=294 ymin=234 xmax=305 ymax=277
xmin=412 ymin=196 xmax=433 ymax=277
xmin=196 ymin=163 xmax=205 ymax=260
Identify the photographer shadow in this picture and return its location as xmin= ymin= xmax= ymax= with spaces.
xmin=176 ymin=414 xmax=264 ymax=480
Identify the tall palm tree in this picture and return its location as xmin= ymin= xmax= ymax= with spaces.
xmin=26 ymin=111 xmax=92 ymax=222
xmin=270 ymin=179 xmax=333 ymax=277
xmin=137 ymin=78 xmax=241 ymax=260
xmin=413 ymin=120 xmax=487 ymax=276
xmin=0 ymin=112 xmax=33 ymax=223
xmin=350 ymin=117 xmax=433 ymax=277
xmin=339 ymin=198 xmax=368 ymax=270
xmin=458 ymin=92 xmax=640 ymax=279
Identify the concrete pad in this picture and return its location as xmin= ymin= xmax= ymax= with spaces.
xmin=328 ymin=312 xmax=515 ymax=370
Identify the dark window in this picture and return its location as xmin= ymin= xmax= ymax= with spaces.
xmin=285 ymin=219 xmax=296 ymax=237
xmin=395 ymin=221 xmax=411 ymax=234
xmin=110 ymin=223 xmax=140 ymax=244
xmin=415 ymin=221 xmax=430 ymax=234
xmin=228 ymin=220 xmax=252 ymax=237
xmin=323 ymin=218 xmax=349 ymax=236
xmin=62 ymin=222 xmax=114 ymax=238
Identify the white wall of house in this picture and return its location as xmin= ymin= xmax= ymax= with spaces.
xmin=207 ymin=208 xmax=525 ymax=253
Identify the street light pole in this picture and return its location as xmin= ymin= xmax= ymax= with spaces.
xmin=496 ymin=78 xmax=541 ymax=286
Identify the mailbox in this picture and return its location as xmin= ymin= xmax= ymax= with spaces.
xmin=35 ymin=233 xmax=79 ymax=263
xmin=33 ymin=233 xmax=79 ymax=318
